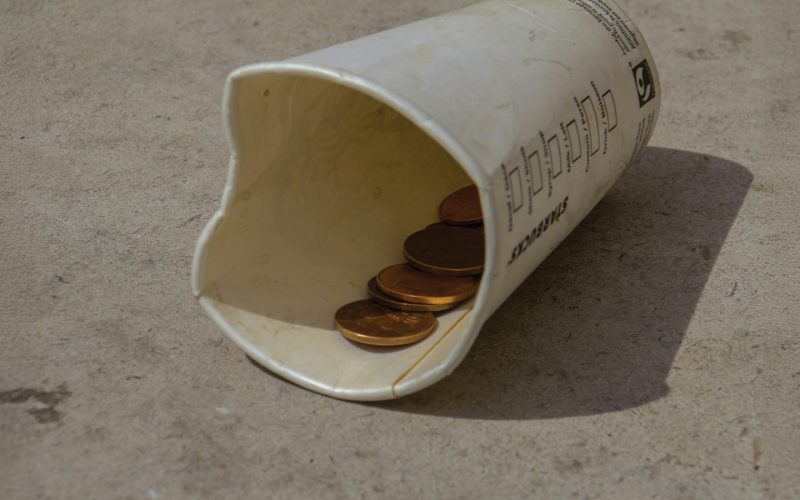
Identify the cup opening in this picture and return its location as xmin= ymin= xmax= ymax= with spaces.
xmin=194 ymin=70 xmax=482 ymax=399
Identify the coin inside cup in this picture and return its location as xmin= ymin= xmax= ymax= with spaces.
xmin=404 ymin=225 xmax=484 ymax=276
xmin=427 ymin=221 xmax=484 ymax=233
xmin=367 ymin=277 xmax=463 ymax=312
xmin=439 ymin=184 xmax=482 ymax=225
xmin=376 ymin=263 xmax=479 ymax=305
xmin=335 ymin=300 xmax=437 ymax=347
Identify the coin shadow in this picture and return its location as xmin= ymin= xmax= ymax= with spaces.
xmin=376 ymin=147 xmax=753 ymax=420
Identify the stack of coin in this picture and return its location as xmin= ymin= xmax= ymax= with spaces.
xmin=335 ymin=185 xmax=484 ymax=347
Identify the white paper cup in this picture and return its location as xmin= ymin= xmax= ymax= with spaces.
xmin=192 ymin=0 xmax=661 ymax=400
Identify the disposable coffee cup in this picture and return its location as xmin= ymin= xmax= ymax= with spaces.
xmin=192 ymin=0 xmax=661 ymax=400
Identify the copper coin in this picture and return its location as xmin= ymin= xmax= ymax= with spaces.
xmin=427 ymin=221 xmax=484 ymax=233
xmin=367 ymin=277 xmax=462 ymax=312
xmin=335 ymin=300 xmax=437 ymax=347
xmin=376 ymin=264 xmax=479 ymax=305
xmin=439 ymin=184 xmax=482 ymax=225
xmin=404 ymin=225 xmax=484 ymax=276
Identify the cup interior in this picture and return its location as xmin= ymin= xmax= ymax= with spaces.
xmin=194 ymin=71 xmax=481 ymax=399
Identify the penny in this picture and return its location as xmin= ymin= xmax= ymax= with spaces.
xmin=367 ymin=277 xmax=463 ymax=312
xmin=439 ymin=184 xmax=482 ymax=225
xmin=427 ymin=221 xmax=484 ymax=233
xmin=404 ymin=225 xmax=484 ymax=276
xmin=376 ymin=263 xmax=479 ymax=305
xmin=335 ymin=300 xmax=437 ymax=347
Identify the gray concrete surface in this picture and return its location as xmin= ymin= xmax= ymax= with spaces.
xmin=2 ymin=0 xmax=798 ymax=498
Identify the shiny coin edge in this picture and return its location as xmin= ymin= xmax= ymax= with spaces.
xmin=376 ymin=264 xmax=479 ymax=305
xmin=368 ymin=277 xmax=463 ymax=312
xmin=404 ymin=248 xmax=484 ymax=277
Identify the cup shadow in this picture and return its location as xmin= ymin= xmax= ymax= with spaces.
xmin=376 ymin=146 xmax=753 ymax=420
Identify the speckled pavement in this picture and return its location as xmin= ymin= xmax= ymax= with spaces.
xmin=2 ymin=1 xmax=798 ymax=498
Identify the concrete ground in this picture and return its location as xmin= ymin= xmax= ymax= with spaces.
xmin=2 ymin=0 xmax=798 ymax=498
